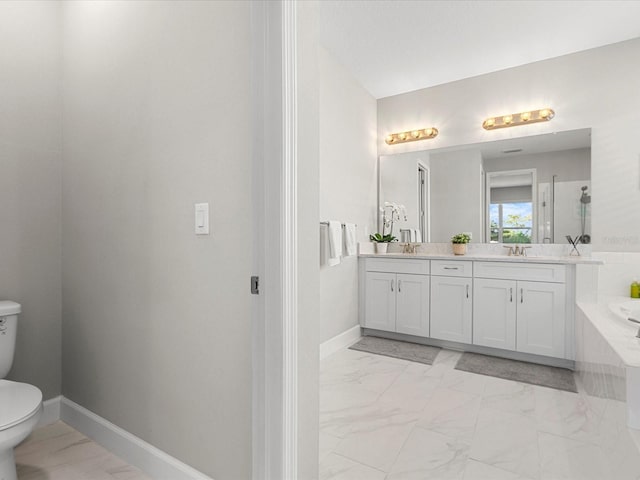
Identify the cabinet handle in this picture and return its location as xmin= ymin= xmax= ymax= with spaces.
xmin=391 ymin=280 xmax=394 ymax=292
xmin=520 ymin=288 xmax=524 ymax=303
xmin=466 ymin=284 xmax=469 ymax=299
xmin=510 ymin=287 xmax=513 ymax=302
xmin=444 ymin=267 xmax=459 ymax=270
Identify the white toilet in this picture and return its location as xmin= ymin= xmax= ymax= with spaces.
xmin=0 ymin=301 xmax=42 ymax=480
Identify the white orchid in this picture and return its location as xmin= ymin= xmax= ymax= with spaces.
xmin=382 ymin=202 xmax=407 ymax=236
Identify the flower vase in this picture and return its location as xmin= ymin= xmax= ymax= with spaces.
xmin=452 ymin=243 xmax=467 ymax=255
xmin=375 ymin=243 xmax=388 ymax=254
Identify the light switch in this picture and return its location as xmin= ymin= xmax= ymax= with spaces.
xmin=195 ymin=203 xmax=209 ymax=235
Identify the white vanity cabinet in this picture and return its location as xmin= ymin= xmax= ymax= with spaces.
xmin=363 ymin=259 xmax=430 ymax=336
xmin=473 ymin=278 xmax=517 ymax=350
xmin=396 ymin=274 xmax=430 ymax=336
xmin=516 ymin=281 xmax=566 ymax=358
xmin=473 ymin=262 xmax=567 ymax=358
xmin=360 ymin=256 xmax=575 ymax=364
xmin=364 ymin=272 xmax=397 ymax=332
xmin=430 ymin=261 xmax=473 ymax=343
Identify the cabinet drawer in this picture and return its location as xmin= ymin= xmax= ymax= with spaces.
xmin=474 ymin=262 xmax=565 ymax=283
xmin=365 ymin=258 xmax=430 ymax=275
xmin=431 ymin=260 xmax=472 ymax=277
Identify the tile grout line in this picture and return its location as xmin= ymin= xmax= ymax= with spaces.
xmin=329 ymin=451 xmax=388 ymax=475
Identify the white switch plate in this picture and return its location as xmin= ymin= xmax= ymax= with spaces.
xmin=195 ymin=203 xmax=209 ymax=235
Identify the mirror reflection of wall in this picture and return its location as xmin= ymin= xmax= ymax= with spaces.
xmin=379 ymin=152 xmax=430 ymax=242
xmin=429 ymin=149 xmax=483 ymax=243
xmin=378 ymin=128 xmax=591 ymax=244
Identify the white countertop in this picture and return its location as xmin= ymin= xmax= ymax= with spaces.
xmin=358 ymin=252 xmax=603 ymax=265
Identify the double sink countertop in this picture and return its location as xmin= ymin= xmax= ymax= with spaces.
xmin=358 ymin=252 xmax=604 ymax=265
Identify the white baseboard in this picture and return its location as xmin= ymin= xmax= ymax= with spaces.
xmin=60 ymin=397 xmax=212 ymax=480
xmin=37 ymin=395 xmax=62 ymax=427
xmin=320 ymin=324 xmax=362 ymax=360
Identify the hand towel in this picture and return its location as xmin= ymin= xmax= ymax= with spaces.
xmin=344 ymin=223 xmax=357 ymax=256
xmin=327 ymin=221 xmax=342 ymax=266
xmin=415 ymin=229 xmax=422 ymax=243
xmin=409 ymin=229 xmax=416 ymax=242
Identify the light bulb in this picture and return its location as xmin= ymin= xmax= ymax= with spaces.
xmin=484 ymin=118 xmax=495 ymax=128
xmin=521 ymin=112 xmax=531 ymax=121
xmin=399 ymin=132 xmax=407 ymax=141
xmin=425 ymin=128 xmax=433 ymax=136
xmin=503 ymin=115 xmax=513 ymax=124
xmin=540 ymin=109 xmax=550 ymax=119
xmin=386 ymin=135 xmax=395 ymax=143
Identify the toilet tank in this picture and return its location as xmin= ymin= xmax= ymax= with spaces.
xmin=0 ymin=301 xmax=21 ymax=379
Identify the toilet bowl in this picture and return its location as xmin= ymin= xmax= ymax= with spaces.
xmin=0 ymin=380 xmax=42 ymax=480
xmin=0 ymin=302 xmax=43 ymax=480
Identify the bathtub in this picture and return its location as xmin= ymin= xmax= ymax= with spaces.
xmin=608 ymin=299 xmax=640 ymax=335
xmin=577 ymin=296 xmax=640 ymax=433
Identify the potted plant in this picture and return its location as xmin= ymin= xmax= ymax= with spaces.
xmin=370 ymin=233 xmax=396 ymax=254
xmin=451 ymin=233 xmax=471 ymax=255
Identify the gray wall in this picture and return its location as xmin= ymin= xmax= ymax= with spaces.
xmin=61 ymin=2 xmax=252 ymax=478
xmin=319 ymin=47 xmax=377 ymax=343
xmin=0 ymin=1 xmax=62 ymax=399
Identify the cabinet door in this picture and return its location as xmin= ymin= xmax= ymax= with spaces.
xmin=430 ymin=276 xmax=472 ymax=343
xmin=364 ymin=272 xmax=397 ymax=332
xmin=473 ymin=278 xmax=517 ymax=350
xmin=516 ymin=281 xmax=566 ymax=358
xmin=396 ymin=274 xmax=430 ymax=337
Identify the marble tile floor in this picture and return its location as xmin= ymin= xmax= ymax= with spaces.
xmin=14 ymin=421 xmax=151 ymax=480
xmin=320 ymin=346 xmax=640 ymax=480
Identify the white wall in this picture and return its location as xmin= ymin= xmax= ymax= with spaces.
xmin=0 ymin=1 xmax=62 ymax=400
xmin=319 ymin=47 xmax=377 ymax=343
xmin=61 ymin=2 xmax=252 ymax=478
xmin=429 ymin=149 xmax=484 ymax=242
xmin=378 ymin=38 xmax=640 ymax=252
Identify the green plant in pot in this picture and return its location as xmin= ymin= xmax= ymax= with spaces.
xmin=451 ymin=233 xmax=471 ymax=255
xmin=370 ymin=233 xmax=396 ymax=254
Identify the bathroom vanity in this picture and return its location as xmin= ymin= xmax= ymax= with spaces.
xmin=359 ymin=253 xmax=601 ymax=368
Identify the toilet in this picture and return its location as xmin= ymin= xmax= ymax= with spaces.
xmin=0 ymin=301 xmax=42 ymax=480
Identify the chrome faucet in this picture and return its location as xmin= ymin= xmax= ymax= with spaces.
xmin=503 ymin=245 xmax=532 ymax=256
xmin=627 ymin=317 xmax=640 ymax=338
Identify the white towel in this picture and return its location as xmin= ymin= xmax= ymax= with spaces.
xmin=327 ymin=221 xmax=342 ymax=266
xmin=415 ymin=229 xmax=422 ymax=243
xmin=409 ymin=229 xmax=416 ymax=242
xmin=344 ymin=223 xmax=357 ymax=256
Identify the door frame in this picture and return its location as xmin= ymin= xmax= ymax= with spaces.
xmin=252 ymin=1 xmax=303 ymax=479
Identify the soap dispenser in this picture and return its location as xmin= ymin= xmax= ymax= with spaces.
xmin=631 ymin=280 xmax=640 ymax=299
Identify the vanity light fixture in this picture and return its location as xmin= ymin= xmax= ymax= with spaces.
xmin=385 ymin=127 xmax=438 ymax=145
xmin=482 ymin=108 xmax=555 ymax=130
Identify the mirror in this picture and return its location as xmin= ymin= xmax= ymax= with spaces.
xmin=379 ymin=128 xmax=591 ymax=244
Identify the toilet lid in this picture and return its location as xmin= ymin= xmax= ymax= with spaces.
xmin=0 ymin=380 xmax=42 ymax=431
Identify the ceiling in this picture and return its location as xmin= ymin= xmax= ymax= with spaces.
xmin=319 ymin=0 xmax=640 ymax=99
